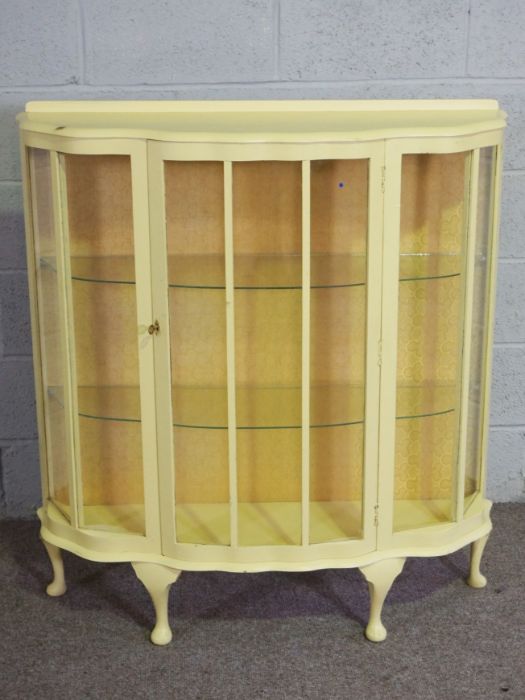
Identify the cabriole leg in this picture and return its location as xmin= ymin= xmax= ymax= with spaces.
xmin=467 ymin=533 xmax=490 ymax=588
xmin=359 ymin=557 xmax=406 ymax=642
xmin=42 ymin=538 xmax=67 ymax=597
xmin=132 ymin=562 xmax=182 ymax=645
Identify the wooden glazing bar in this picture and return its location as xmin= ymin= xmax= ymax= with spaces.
xmin=455 ymin=150 xmax=480 ymax=521
xmin=301 ymin=160 xmax=311 ymax=546
xmin=224 ymin=161 xmax=238 ymax=547
xmin=376 ymin=146 xmax=402 ymax=546
xmin=147 ymin=143 xmax=177 ymax=546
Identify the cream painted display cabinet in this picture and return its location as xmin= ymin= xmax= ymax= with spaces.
xmin=18 ymin=100 xmax=505 ymax=645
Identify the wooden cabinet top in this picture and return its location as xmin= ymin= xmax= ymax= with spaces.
xmin=17 ymin=99 xmax=506 ymax=142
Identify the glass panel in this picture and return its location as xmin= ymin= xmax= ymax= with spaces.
xmin=309 ymin=159 xmax=369 ymax=542
xmin=464 ymin=147 xmax=496 ymax=510
xmin=394 ymin=152 xmax=469 ymax=532
xmin=165 ymin=161 xmax=229 ymax=545
xmin=63 ymin=154 xmax=144 ymax=534
xmin=233 ymin=161 xmax=302 ymax=545
xmin=29 ymin=148 xmax=70 ymax=520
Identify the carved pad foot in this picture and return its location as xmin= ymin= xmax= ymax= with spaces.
xmin=42 ymin=539 xmax=66 ymax=597
xmin=132 ymin=562 xmax=182 ymax=645
xmin=359 ymin=557 xmax=405 ymax=642
xmin=467 ymin=533 xmax=489 ymax=588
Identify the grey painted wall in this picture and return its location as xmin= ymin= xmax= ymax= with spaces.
xmin=0 ymin=0 xmax=524 ymax=517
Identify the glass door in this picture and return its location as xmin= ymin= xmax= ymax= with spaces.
xmin=57 ymin=141 xmax=159 ymax=542
xmin=152 ymin=142 xmax=383 ymax=560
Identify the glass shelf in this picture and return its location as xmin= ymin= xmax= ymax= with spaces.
xmin=60 ymin=497 xmax=456 ymax=543
xmin=40 ymin=255 xmax=136 ymax=284
xmin=48 ymin=383 xmax=456 ymax=429
xmin=40 ymin=253 xmax=461 ymax=290
xmin=398 ymin=253 xmax=461 ymax=282
xmin=175 ymin=498 xmax=457 ymax=546
xmin=175 ymin=500 xmax=363 ymax=546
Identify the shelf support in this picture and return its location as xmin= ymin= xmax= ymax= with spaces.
xmin=42 ymin=538 xmax=67 ymax=597
xmin=359 ymin=557 xmax=405 ymax=642
xmin=467 ymin=532 xmax=490 ymax=588
xmin=132 ymin=562 xmax=181 ymax=645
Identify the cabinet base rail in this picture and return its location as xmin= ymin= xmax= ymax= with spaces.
xmin=41 ymin=531 xmax=491 ymax=645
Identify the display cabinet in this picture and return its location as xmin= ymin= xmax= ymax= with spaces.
xmin=18 ymin=100 xmax=505 ymax=644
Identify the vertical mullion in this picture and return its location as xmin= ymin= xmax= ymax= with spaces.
xmin=130 ymin=143 xmax=161 ymax=546
xmin=52 ymin=152 xmax=81 ymax=529
xmin=363 ymin=147 xmax=384 ymax=547
xmin=301 ymin=161 xmax=311 ymax=547
xmin=224 ymin=161 xmax=238 ymax=548
xmin=148 ymin=144 xmax=177 ymax=547
xmin=455 ymin=150 xmax=480 ymax=521
xmin=377 ymin=145 xmax=402 ymax=546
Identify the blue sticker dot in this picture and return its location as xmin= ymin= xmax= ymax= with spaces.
xmin=338 ymin=182 xmax=344 ymax=188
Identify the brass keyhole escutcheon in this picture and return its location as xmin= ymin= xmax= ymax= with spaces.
xmin=148 ymin=320 xmax=160 ymax=335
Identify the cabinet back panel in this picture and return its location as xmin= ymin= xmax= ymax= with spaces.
xmin=400 ymin=152 xmax=467 ymax=254
xmin=237 ymin=429 xmax=302 ymax=504
xmin=311 ymin=159 xmax=368 ymax=254
xmin=71 ymin=282 xmax=140 ymax=386
xmin=310 ymin=425 xmax=363 ymax=501
xmin=394 ymin=412 xmax=456 ymax=503
xmin=165 ymin=161 xmax=225 ymax=255
xmin=64 ymin=154 xmax=134 ymax=257
xmin=310 ymin=279 xmax=366 ymax=386
xmin=396 ymin=276 xmax=462 ymax=385
xmin=233 ymin=161 xmax=302 ymax=254
xmin=173 ymin=428 xmax=229 ymax=504
xmin=79 ymin=418 xmax=144 ymax=508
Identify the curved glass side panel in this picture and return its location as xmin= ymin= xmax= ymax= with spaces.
xmin=29 ymin=148 xmax=70 ymax=520
xmin=63 ymin=154 xmax=144 ymax=534
xmin=464 ymin=147 xmax=497 ymax=510
xmin=393 ymin=152 xmax=470 ymax=532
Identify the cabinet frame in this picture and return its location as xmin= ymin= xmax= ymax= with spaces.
xmin=18 ymin=100 xmax=507 ymax=646
xmin=22 ymin=131 xmax=502 ymax=566
xmin=19 ymin=119 xmax=502 ymax=569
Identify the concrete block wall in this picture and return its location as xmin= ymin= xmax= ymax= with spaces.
xmin=0 ymin=0 xmax=524 ymax=516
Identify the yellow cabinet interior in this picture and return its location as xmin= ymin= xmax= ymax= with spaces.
xmin=18 ymin=100 xmax=505 ymax=644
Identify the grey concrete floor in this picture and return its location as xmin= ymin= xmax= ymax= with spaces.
xmin=0 ymin=503 xmax=523 ymax=699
